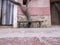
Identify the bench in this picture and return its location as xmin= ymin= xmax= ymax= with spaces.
xmin=18 ymin=21 xmax=43 ymax=28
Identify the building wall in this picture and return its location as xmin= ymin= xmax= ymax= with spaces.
xmin=17 ymin=0 xmax=51 ymax=27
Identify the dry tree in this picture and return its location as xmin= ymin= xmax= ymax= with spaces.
xmin=9 ymin=0 xmax=31 ymax=27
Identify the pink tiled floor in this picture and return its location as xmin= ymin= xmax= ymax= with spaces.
xmin=0 ymin=28 xmax=60 ymax=45
xmin=0 ymin=37 xmax=60 ymax=45
xmin=42 ymin=37 xmax=60 ymax=45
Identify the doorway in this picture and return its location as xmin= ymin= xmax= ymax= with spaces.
xmin=51 ymin=2 xmax=60 ymax=25
xmin=0 ymin=0 xmax=14 ymax=26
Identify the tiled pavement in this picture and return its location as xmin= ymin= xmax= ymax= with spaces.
xmin=0 ymin=37 xmax=60 ymax=45
xmin=0 ymin=28 xmax=60 ymax=45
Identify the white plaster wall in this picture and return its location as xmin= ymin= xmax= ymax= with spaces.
xmin=13 ymin=0 xmax=18 ymax=28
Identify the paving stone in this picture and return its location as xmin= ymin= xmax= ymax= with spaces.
xmin=0 ymin=37 xmax=60 ymax=45
xmin=0 ymin=37 xmax=45 ymax=45
xmin=42 ymin=37 xmax=60 ymax=45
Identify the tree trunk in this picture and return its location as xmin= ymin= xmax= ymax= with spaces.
xmin=9 ymin=0 xmax=31 ymax=27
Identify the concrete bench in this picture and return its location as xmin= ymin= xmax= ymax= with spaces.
xmin=18 ymin=21 xmax=43 ymax=28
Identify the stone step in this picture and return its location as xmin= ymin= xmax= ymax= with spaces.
xmin=0 ymin=26 xmax=13 ymax=28
xmin=0 ymin=28 xmax=60 ymax=37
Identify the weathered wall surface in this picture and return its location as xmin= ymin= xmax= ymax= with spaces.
xmin=17 ymin=0 xmax=51 ymax=27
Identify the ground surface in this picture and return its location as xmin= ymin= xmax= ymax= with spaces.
xmin=0 ymin=27 xmax=60 ymax=45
